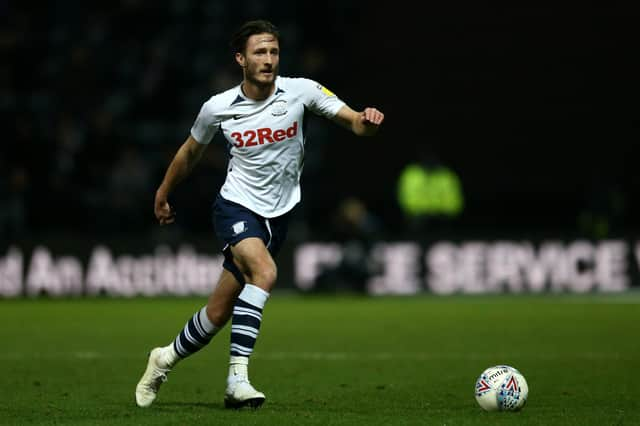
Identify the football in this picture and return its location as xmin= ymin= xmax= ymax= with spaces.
xmin=474 ymin=365 xmax=528 ymax=411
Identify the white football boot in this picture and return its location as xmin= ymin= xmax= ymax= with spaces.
xmin=224 ymin=363 xmax=266 ymax=409
xmin=135 ymin=347 xmax=175 ymax=407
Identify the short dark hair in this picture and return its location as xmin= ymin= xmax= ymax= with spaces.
xmin=230 ymin=20 xmax=280 ymax=55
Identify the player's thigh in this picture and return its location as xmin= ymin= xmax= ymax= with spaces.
xmin=230 ymin=237 xmax=276 ymax=277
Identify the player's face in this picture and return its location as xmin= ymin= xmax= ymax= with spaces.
xmin=239 ymin=33 xmax=280 ymax=87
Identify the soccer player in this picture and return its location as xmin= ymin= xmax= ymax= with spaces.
xmin=135 ymin=19 xmax=384 ymax=409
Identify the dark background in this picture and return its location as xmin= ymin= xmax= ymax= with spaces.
xmin=2 ymin=1 xmax=638 ymax=244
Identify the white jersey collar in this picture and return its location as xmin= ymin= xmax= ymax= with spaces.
xmin=233 ymin=76 xmax=283 ymax=105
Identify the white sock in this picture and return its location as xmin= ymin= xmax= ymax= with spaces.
xmin=198 ymin=306 xmax=218 ymax=334
xmin=228 ymin=357 xmax=249 ymax=383
xmin=162 ymin=344 xmax=180 ymax=368
xmin=237 ymin=284 xmax=269 ymax=309
xmin=228 ymin=284 xmax=269 ymax=382
xmin=163 ymin=304 xmax=218 ymax=367
xmin=171 ymin=306 xmax=220 ymax=360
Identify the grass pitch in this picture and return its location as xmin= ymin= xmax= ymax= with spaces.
xmin=1 ymin=293 xmax=639 ymax=425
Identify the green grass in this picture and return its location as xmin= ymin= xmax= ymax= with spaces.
xmin=1 ymin=293 xmax=639 ymax=425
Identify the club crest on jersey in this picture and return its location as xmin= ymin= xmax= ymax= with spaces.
xmin=231 ymin=221 xmax=248 ymax=236
xmin=271 ymin=99 xmax=288 ymax=116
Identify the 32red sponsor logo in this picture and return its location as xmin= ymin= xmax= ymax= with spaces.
xmin=230 ymin=121 xmax=298 ymax=148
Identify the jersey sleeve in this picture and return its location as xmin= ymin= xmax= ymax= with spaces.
xmin=190 ymin=98 xmax=220 ymax=144
xmin=299 ymin=78 xmax=346 ymax=118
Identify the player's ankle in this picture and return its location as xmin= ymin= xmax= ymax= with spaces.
xmin=162 ymin=344 xmax=180 ymax=368
xmin=228 ymin=356 xmax=249 ymax=382
xmin=230 ymin=355 xmax=249 ymax=366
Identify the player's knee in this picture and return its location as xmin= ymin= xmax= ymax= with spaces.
xmin=250 ymin=263 xmax=277 ymax=291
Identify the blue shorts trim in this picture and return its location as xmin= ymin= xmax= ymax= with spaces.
xmin=212 ymin=194 xmax=291 ymax=285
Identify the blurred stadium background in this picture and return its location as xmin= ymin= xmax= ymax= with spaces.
xmin=1 ymin=1 xmax=638 ymax=295
xmin=1 ymin=2 xmax=640 ymax=424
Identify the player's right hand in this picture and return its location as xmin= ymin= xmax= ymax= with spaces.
xmin=154 ymin=195 xmax=175 ymax=225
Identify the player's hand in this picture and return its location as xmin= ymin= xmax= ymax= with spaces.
xmin=154 ymin=193 xmax=175 ymax=225
xmin=361 ymin=107 xmax=384 ymax=126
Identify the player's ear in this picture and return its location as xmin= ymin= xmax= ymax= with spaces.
xmin=235 ymin=52 xmax=246 ymax=68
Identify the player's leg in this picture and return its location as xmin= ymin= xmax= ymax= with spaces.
xmin=224 ymin=236 xmax=277 ymax=408
xmin=211 ymin=194 xmax=291 ymax=408
xmin=135 ymin=268 xmax=240 ymax=407
xmin=171 ymin=268 xmax=242 ymax=359
xmin=206 ymin=268 xmax=243 ymax=327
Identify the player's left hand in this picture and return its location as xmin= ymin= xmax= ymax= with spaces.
xmin=361 ymin=107 xmax=384 ymax=126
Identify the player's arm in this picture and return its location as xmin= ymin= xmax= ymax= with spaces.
xmin=154 ymin=135 xmax=208 ymax=225
xmin=332 ymin=105 xmax=384 ymax=137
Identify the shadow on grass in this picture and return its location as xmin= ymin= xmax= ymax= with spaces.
xmin=154 ymin=401 xmax=221 ymax=410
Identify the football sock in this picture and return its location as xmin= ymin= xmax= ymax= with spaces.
xmin=229 ymin=284 xmax=269 ymax=361
xmin=228 ymin=355 xmax=249 ymax=381
xmin=172 ymin=306 xmax=220 ymax=359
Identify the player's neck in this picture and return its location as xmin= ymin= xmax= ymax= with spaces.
xmin=241 ymin=81 xmax=275 ymax=101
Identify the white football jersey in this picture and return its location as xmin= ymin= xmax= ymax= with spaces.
xmin=190 ymin=76 xmax=346 ymax=218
